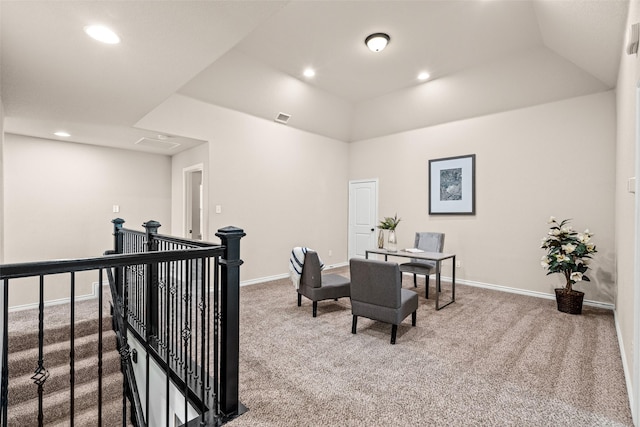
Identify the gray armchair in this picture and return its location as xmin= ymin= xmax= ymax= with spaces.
xmin=297 ymin=250 xmax=350 ymax=317
xmin=349 ymin=258 xmax=418 ymax=344
xmin=399 ymin=232 xmax=445 ymax=298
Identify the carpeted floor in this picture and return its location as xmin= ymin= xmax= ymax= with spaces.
xmin=227 ymin=269 xmax=633 ymax=426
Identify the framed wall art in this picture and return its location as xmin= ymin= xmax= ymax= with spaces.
xmin=429 ymin=154 xmax=476 ymax=215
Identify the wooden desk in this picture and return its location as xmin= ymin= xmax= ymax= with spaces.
xmin=365 ymin=248 xmax=455 ymax=310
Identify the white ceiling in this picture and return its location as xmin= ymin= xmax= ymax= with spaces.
xmin=0 ymin=0 xmax=630 ymax=153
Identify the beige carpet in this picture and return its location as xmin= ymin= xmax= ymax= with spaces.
xmin=228 ymin=270 xmax=633 ymax=426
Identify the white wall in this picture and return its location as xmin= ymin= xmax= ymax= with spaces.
xmin=615 ymin=0 xmax=640 ymax=420
xmin=138 ymin=95 xmax=350 ymax=282
xmin=3 ymin=134 xmax=172 ymax=306
xmin=349 ymin=91 xmax=617 ymax=304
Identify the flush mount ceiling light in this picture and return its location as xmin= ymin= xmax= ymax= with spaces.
xmin=54 ymin=131 xmax=71 ymax=137
xmin=303 ymin=68 xmax=316 ymax=78
xmin=365 ymin=33 xmax=390 ymax=52
xmin=417 ymin=72 xmax=431 ymax=81
xmin=84 ymin=25 xmax=120 ymax=44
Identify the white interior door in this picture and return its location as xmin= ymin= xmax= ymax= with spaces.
xmin=348 ymin=179 xmax=378 ymax=260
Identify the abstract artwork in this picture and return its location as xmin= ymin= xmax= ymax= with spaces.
xmin=429 ymin=154 xmax=475 ymax=215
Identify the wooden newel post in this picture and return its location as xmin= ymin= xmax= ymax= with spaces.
xmin=216 ymin=226 xmax=246 ymax=416
xmin=143 ymin=220 xmax=161 ymax=344
xmin=112 ymin=218 xmax=125 ymax=299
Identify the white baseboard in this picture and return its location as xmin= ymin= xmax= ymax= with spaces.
xmin=614 ymin=309 xmax=635 ymax=423
xmin=8 ymin=281 xmax=104 ymax=312
xmin=423 ymin=274 xmax=615 ymax=310
xmin=240 ymin=262 xmax=349 ymax=287
xmin=241 ymin=267 xmax=614 ymax=310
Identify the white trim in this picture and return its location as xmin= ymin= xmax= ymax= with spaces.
xmin=632 ymin=80 xmax=640 ymax=426
xmin=240 ymin=267 xmax=614 ymax=310
xmin=615 ymin=308 xmax=635 ymax=421
xmin=8 ymin=281 xmax=103 ymax=312
xmin=240 ymin=262 xmax=349 ymax=287
xmin=433 ymin=275 xmax=615 ymax=310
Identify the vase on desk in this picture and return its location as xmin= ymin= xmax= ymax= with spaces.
xmin=377 ymin=230 xmax=385 ymax=249
xmin=387 ymin=230 xmax=397 ymax=252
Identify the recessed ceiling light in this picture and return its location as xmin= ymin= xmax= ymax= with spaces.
xmin=84 ymin=25 xmax=120 ymax=44
xmin=303 ymin=68 xmax=316 ymax=78
xmin=54 ymin=131 xmax=71 ymax=137
xmin=417 ymin=72 xmax=431 ymax=81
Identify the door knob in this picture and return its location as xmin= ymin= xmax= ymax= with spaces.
xmin=371 ymin=228 xmax=374 ymax=232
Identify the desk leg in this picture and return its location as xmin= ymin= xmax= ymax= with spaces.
xmin=435 ymin=261 xmax=440 ymax=309
xmin=435 ymin=258 xmax=455 ymax=310
xmin=452 ymin=255 xmax=456 ymax=302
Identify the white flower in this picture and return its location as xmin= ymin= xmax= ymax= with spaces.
xmin=552 ymin=229 xmax=562 ymax=236
xmin=548 ymin=216 xmax=557 ymax=224
xmin=577 ymin=233 xmax=590 ymax=243
xmin=570 ymin=272 xmax=583 ymax=282
xmin=586 ymin=243 xmax=596 ymax=252
xmin=561 ymin=243 xmax=576 ymax=254
xmin=555 ymin=254 xmax=569 ymax=263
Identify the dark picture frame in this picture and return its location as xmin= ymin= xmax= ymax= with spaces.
xmin=429 ymin=154 xmax=476 ymax=215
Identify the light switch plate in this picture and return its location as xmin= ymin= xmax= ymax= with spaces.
xmin=629 ymin=177 xmax=636 ymax=193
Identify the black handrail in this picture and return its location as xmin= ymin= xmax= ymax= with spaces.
xmin=0 ymin=248 xmax=222 ymax=279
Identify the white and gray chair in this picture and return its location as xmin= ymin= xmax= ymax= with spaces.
xmin=297 ymin=250 xmax=350 ymax=317
xmin=399 ymin=232 xmax=445 ymax=298
xmin=349 ymin=258 xmax=418 ymax=344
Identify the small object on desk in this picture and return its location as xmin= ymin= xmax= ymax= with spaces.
xmin=404 ymin=248 xmax=424 ymax=253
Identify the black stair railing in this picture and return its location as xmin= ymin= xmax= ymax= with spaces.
xmin=0 ymin=219 xmax=246 ymax=427
xmin=111 ymin=219 xmax=247 ymax=426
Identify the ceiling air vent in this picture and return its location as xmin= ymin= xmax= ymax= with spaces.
xmin=134 ymin=137 xmax=181 ymax=150
xmin=274 ymin=112 xmax=291 ymax=124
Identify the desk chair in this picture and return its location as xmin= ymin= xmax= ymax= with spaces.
xmin=399 ymin=232 xmax=445 ymax=298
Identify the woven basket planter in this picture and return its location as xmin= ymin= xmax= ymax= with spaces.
xmin=555 ymin=288 xmax=584 ymax=315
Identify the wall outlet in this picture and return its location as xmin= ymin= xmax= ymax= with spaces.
xmin=112 ymin=205 xmax=120 ymax=213
xmin=455 ymin=260 xmax=461 ymax=268
xmin=328 ymin=250 xmax=333 ymax=257
xmin=215 ymin=205 xmax=222 ymax=214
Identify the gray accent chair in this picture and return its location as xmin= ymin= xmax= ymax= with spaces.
xmin=297 ymin=250 xmax=350 ymax=317
xmin=399 ymin=232 xmax=445 ymax=298
xmin=349 ymin=258 xmax=418 ymax=344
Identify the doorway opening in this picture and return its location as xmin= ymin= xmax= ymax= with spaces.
xmin=184 ymin=164 xmax=204 ymax=240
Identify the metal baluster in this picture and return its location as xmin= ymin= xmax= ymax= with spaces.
xmin=33 ymin=276 xmax=49 ymax=426
xmin=213 ymin=256 xmax=219 ymax=414
xmin=199 ymin=257 xmax=207 ymax=420
xmin=165 ymin=261 xmax=172 ymax=427
xmin=1 ymin=279 xmax=10 ymax=427
xmin=121 ymin=266 xmax=131 ymax=426
xmin=98 ymin=270 xmax=103 ymax=425
xmin=183 ymin=258 xmax=191 ymax=425
xmin=70 ymin=272 xmax=75 ymax=426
